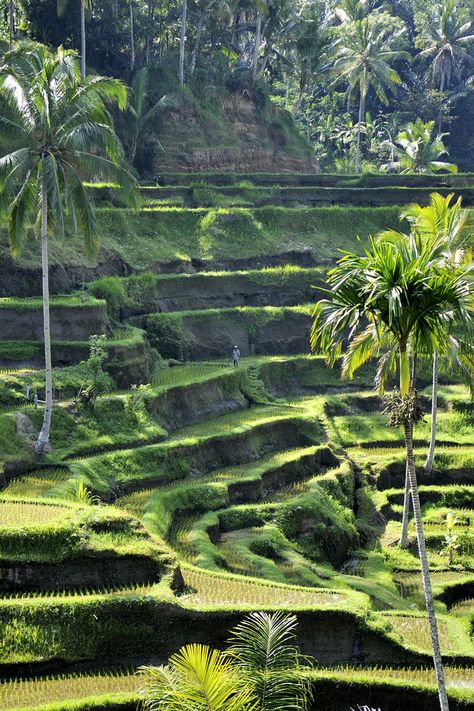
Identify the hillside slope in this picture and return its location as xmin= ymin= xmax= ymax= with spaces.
xmin=133 ymin=74 xmax=315 ymax=175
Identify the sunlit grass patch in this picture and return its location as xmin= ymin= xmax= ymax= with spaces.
xmin=180 ymin=565 xmax=353 ymax=609
xmin=377 ymin=611 xmax=471 ymax=655
xmin=0 ymin=501 xmax=70 ymax=527
xmin=0 ymin=669 xmax=137 ymax=710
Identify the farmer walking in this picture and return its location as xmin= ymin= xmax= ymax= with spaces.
xmin=233 ymin=345 xmax=241 ymax=367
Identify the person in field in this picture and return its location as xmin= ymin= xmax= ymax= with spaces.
xmin=233 ymin=346 xmax=240 ymax=367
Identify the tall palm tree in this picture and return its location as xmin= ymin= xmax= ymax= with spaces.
xmin=332 ymin=14 xmax=409 ymax=171
xmin=416 ymin=0 xmax=474 ymax=130
xmin=0 ymin=42 xmax=138 ymax=453
xmin=290 ymin=3 xmax=331 ymax=115
xmin=129 ymin=0 xmax=135 ymax=73
xmin=9 ymin=0 xmax=14 ymax=50
xmin=251 ymin=0 xmax=267 ymax=79
xmin=179 ymin=0 xmax=188 ymax=85
xmin=381 ymin=194 xmax=472 ymax=546
xmin=311 ymin=232 xmax=473 ymax=711
xmin=57 ymin=0 xmax=90 ymax=79
xmin=401 ymin=193 xmax=473 ymax=474
xmin=383 ymin=118 xmax=458 ymax=173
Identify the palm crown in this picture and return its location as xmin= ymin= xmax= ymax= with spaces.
xmin=333 ymin=15 xmax=409 ymax=107
xmin=417 ymin=0 xmax=474 ymax=91
xmin=0 ymin=42 xmax=137 ymax=258
xmin=311 ymin=231 xmax=473 ymax=396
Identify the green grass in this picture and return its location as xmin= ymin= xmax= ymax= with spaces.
xmin=0 ymin=296 xmax=104 ymax=311
xmin=1 ymin=206 xmax=403 ymax=270
xmin=0 ymin=670 xmax=137 ymax=711
xmin=332 ymin=410 xmax=474 ymax=448
xmin=378 ymin=610 xmax=473 ymax=656
xmin=0 ymin=504 xmax=172 ymax=565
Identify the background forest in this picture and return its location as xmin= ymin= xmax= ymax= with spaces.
xmin=2 ymin=0 xmax=474 ymax=173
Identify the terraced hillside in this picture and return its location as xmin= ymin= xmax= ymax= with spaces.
xmin=0 ymin=174 xmax=473 ymax=711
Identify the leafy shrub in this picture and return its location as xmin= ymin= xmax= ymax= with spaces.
xmin=89 ymin=277 xmax=126 ymax=316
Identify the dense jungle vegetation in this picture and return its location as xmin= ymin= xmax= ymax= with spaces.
xmin=2 ymin=0 xmax=474 ymax=171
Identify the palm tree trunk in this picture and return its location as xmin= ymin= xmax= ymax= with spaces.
xmin=438 ymin=75 xmax=445 ymax=134
xmin=80 ymin=0 xmax=86 ymax=79
xmin=145 ymin=0 xmax=155 ymax=64
xmin=189 ymin=11 xmax=206 ymax=75
xmin=179 ymin=0 xmax=187 ymax=85
xmin=404 ymin=416 xmax=449 ymax=711
xmin=252 ymin=10 xmax=262 ymax=79
xmin=399 ymin=352 xmax=417 ymax=547
xmin=35 ymin=182 xmax=53 ymax=454
xmin=9 ymin=0 xmax=14 ymax=50
xmin=398 ymin=462 xmax=411 ymax=547
xmin=130 ymin=0 xmax=135 ymax=72
xmin=356 ymin=90 xmax=365 ymax=174
xmin=424 ymin=350 xmax=438 ymax=474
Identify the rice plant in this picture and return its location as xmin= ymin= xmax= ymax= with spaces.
xmin=180 ymin=567 xmax=345 ymax=608
xmin=379 ymin=613 xmax=459 ymax=653
xmin=0 ymin=501 xmax=69 ymax=527
xmin=0 ymin=669 xmax=137 ymax=710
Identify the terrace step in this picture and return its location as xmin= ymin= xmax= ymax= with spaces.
xmin=139 ymin=184 xmax=474 ymax=208
xmin=0 ymin=297 xmax=106 ymax=342
xmin=143 ymin=305 xmax=312 ymax=360
xmin=2 ymin=664 xmax=472 ymax=711
xmin=64 ymin=414 xmax=324 ymax=499
xmin=0 ymin=328 xmax=152 ymax=388
xmin=145 ymin=171 xmax=474 ymax=188
xmin=100 ymin=266 xmax=324 ymax=318
xmin=120 ymin=444 xmax=337 ymax=541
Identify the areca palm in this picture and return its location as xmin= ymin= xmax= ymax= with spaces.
xmin=311 ymin=233 xmax=473 ymax=711
xmin=332 ymin=14 xmax=409 ymax=171
xmin=138 ymin=611 xmax=312 ymax=711
xmin=138 ymin=643 xmax=257 ymax=711
xmin=0 ymin=42 xmax=137 ymax=453
xmin=381 ymin=194 xmax=472 ymax=545
xmin=401 ymin=193 xmax=473 ymax=474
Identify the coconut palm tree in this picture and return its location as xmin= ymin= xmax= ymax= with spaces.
xmin=0 ymin=42 xmax=138 ymax=453
xmin=125 ymin=67 xmax=175 ymax=165
xmin=57 ymin=0 xmax=90 ymax=79
xmin=332 ymin=14 xmax=410 ymax=171
xmin=138 ymin=611 xmax=313 ymax=711
xmin=383 ymin=118 xmax=458 ymax=173
xmin=416 ymin=0 xmax=474 ymax=130
xmin=311 ymin=232 xmax=473 ymax=711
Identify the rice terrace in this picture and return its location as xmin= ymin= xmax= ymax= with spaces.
xmin=0 ymin=1 xmax=473 ymax=710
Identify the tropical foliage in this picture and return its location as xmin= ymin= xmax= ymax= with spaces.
xmin=311 ymin=220 xmax=474 ymax=711
xmin=3 ymin=0 xmax=474 ymax=171
xmin=138 ymin=612 xmax=313 ymax=711
xmin=0 ymin=42 xmax=137 ymax=450
xmin=383 ymin=119 xmax=458 ymax=173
